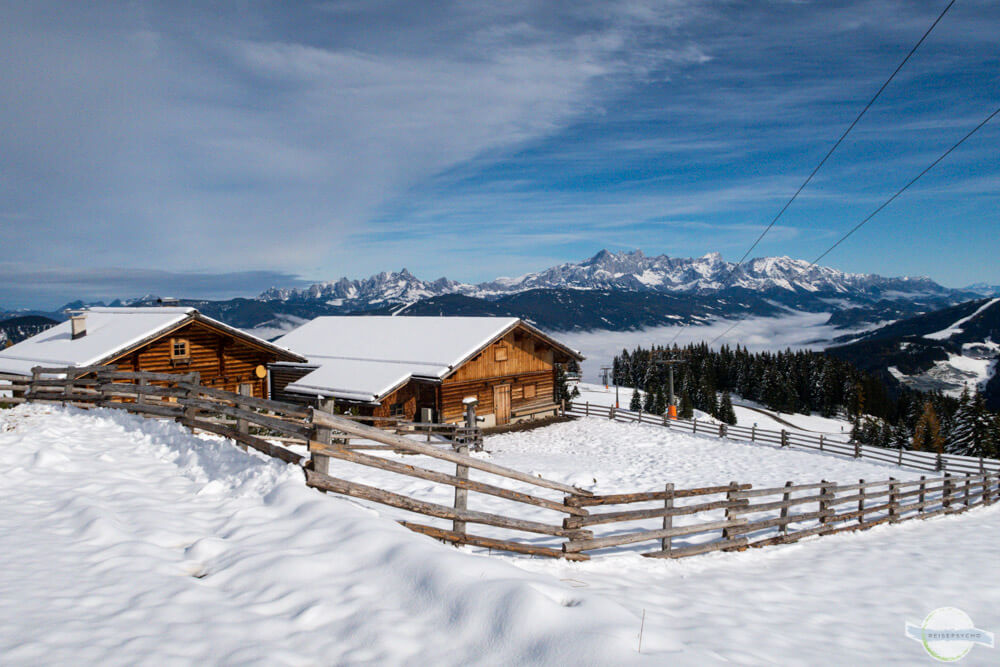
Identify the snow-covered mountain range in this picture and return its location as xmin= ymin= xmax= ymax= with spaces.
xmin=4 ymin=250 xmax=981 ymax=335
xmin=259 ymin=249 xmax=955 ymax=306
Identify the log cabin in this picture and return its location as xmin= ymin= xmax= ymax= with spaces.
xmin=0 ymin=307 xmax=305 ymax=396
xmin=270 ymin=316 xmax=584 ymax=426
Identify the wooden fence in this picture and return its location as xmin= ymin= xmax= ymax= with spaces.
xmin=2 ymin=369 xmax=997 ymax=562
xmin=565 ymin=402 xmax=1000 ymax=476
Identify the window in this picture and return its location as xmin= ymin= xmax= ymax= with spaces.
xmin=523 ymin=384 xmax=536 ymax=399
xmin=390 ymin=402 xmax=405 ymax=417
xmin=494 ymin=345 xmax=508 ymax=362
xmin=170 ymin=338 xmax=190 ymax=360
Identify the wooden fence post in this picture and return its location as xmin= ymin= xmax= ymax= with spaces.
xmin=692 ymin=418 xmax=698 ymax=434
xmin=28 ymin=367 xmax=41 ymax=400
xmin=137 ymin=376 xmax=148 ymax=406
xmin=888 ymin=479 xmax=899 ymax=523
xmin=918 ymin=476 xmax=926 ymax=513
xmin=943 ymin=473 xmax=952 ymax=509
xmin=609 ymin=406 xmax=615 ymax=421
xmin=853 ymin=439 xmax=860 ymax=459
xmin=963 ymin=473 xmax=971 ymax=508
xmin=897 ymin=446 xmax=903 ymax=466
xmin=585 ymin=401 xmax=590 ymax=417
xmin=985 ymin=474 xmax=993 ymax=506
xmin=780 ymin=430 xmax=788 ymax=448
xmin=750 ymin=425 xmax=756 ymax=442
xmin=722 ymin=481 xmax=738 ymax=539
xmin=818 ymin=434 xmax=824 ymax=452
xmin=819 ymin=480 xmax=831 ymax=525
xmin=935 ymin=452 xmax=943 ymax=472
xmin=311 ymin=400 xmax=336 ymax=479
xmin=718 ymin=423 xmax=726 ymax=438
xmin=858 ymin=478 xmax=865 ymax=526
xmin=453 ymin=440 xmax=470 ymax=535
xmin=660 ymin=483 xmax=674 ymax=553
xmin=780 ymin=481 xmax=792 ymax=534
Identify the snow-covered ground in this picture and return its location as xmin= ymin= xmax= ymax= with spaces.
xmin=0 ymin=405 xmax=644 ymax=665
xmin=2 ymin=405 xmax=998 ymax=665
xmin=575 ymin=382 xmax=853 ymax=440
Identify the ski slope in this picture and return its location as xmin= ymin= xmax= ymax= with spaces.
xmin=1 ymin=405 xmax=997 ymax=665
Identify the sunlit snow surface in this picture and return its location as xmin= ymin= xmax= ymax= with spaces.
xmin=2 ymin=405 xmax=998 ymax=665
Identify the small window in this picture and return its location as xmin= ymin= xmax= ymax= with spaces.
xmin=494 ymin=345 xmax=508 ymax=362
xmin=170 ymin=338 xmax=190 ymax=360
xmin=523 ymin=384 xmax=536 ymax=399
xmin=390 ymin=402 xmax=405 ymax=417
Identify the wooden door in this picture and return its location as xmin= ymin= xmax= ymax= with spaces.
xmin=494 ymin=384 xmax=511 ymax=425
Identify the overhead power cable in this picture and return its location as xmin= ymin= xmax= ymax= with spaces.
xmin=666 ymin=0 xmax=957 ymax=347
xmin=705 ymin=103 xmax=1000 ymax=347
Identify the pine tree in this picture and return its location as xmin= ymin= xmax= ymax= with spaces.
xmin=719 ymin=391 xmax=737 ymax=425
xmin=629 ymin=388 xmax=642 ymax=412
xmin=947 ymin=388 xmax=975 ymax=455
xmin=912 ymin=401 xmax=944 ymax=453
xmin=679 ymin=390 xmax=694 ymax=419
xmin=643 ymin=385 xmax=655 ymax=413
xmin=653 ymin=386 xmax=666 ymax=415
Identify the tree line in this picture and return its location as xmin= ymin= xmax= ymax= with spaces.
xmin=611 ymin=343 xmax=1000 ymax=459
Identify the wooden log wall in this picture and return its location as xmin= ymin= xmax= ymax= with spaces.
xmin=106 ymin=320 xmax=276 ymax=397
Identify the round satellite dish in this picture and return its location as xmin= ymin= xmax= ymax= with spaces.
xmin=255 ymin=365 xmax=267 ymax=379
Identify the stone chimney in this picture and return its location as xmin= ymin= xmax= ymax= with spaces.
xmin=70 ymin=312 xmax=87 ymax=340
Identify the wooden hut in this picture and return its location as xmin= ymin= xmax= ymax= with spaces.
xmin=271 ymin=316 xmax=583 ymax=425
xmin=0 ymin=307 xmax=305 ymax=397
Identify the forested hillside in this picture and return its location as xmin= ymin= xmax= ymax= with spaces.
xmin=613 ymin=343 xmax=1000 ymax=458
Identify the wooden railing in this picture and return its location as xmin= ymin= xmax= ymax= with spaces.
xmin=560 ymin=472 xmax=997 ymax=558
xmin=564 ymin=402 xmax=1000 ymax=476
xmin=3 ymin=369 xmax=997 ymax=562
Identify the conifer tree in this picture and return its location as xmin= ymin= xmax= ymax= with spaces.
xmin=679 ymin=390 xmax=694 ymax=419
xmin=629 ymin=388 xmax=642 ymax=412
xmin=719 ymin=391 xmax=737 ymax=425
xmin=912 ymin=401 xmax=944 ymax=454
xmin=653 ymin=386 xmax=666 ymax=415
xmin=643 ymin=385 xmax=655 ymax=413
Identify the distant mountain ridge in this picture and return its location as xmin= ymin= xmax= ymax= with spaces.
xmin=3 ymin=250 xmax=980 ymax=334
xmin=260 ymin=250 xmax=955 ymax=306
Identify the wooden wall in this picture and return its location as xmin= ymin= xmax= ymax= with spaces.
xmin=269 ymin=364 xmax=317 ymax=404
xmin=439 ymin=324 xmax=567 ymax=423
xmin=440 ymin=370 xmax=554 ymax=423
xmin=373 ymin=380 xmax=437 ymax=421
xmin=106 ymin=320 xmax=277 ymax=397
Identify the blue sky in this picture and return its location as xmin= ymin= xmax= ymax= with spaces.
xmin=1 ymin=0 xmax=997 ymax=308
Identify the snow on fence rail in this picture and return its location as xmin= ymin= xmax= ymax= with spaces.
xmin=2 ymin=370 xmax=998 ymax=562
xmin=564 ymin=401 xmax=1000 ymax=476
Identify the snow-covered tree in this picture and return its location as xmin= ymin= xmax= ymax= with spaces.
xmin=629 ymin=388 xmax=642 ymax=412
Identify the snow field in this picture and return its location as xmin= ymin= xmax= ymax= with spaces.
xmin=0 ymin=405 xmax=650 ymax=665
xmin=3 ymin=405 xmax=999 ymax=665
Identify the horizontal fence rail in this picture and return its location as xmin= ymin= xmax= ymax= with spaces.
xmin=564 ymin=402 xmax=1000 ymax=476
xmin=2 ymin=370 xmax=997 ymax=562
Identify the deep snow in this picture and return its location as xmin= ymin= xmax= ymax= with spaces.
xmin=2 ymin=405 xmax=998 ymax=665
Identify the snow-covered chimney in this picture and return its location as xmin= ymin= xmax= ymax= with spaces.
xmin=70 ymin=313 xmax=87 ymax=340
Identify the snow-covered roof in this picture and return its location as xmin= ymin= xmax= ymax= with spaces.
xmin=0 ymin=307 xmax=303 ymax=376
xmin=273 ymin=316 xmax=581 ymax=401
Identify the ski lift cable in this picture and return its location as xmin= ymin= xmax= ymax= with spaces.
xmin=705 ymin=103 xmax=1000 ymax=348
xmin=666 ymin=0 xmax=958 ymax=348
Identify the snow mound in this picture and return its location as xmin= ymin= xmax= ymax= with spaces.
xmin=0 ymin=405 xmax=651 ymax=665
